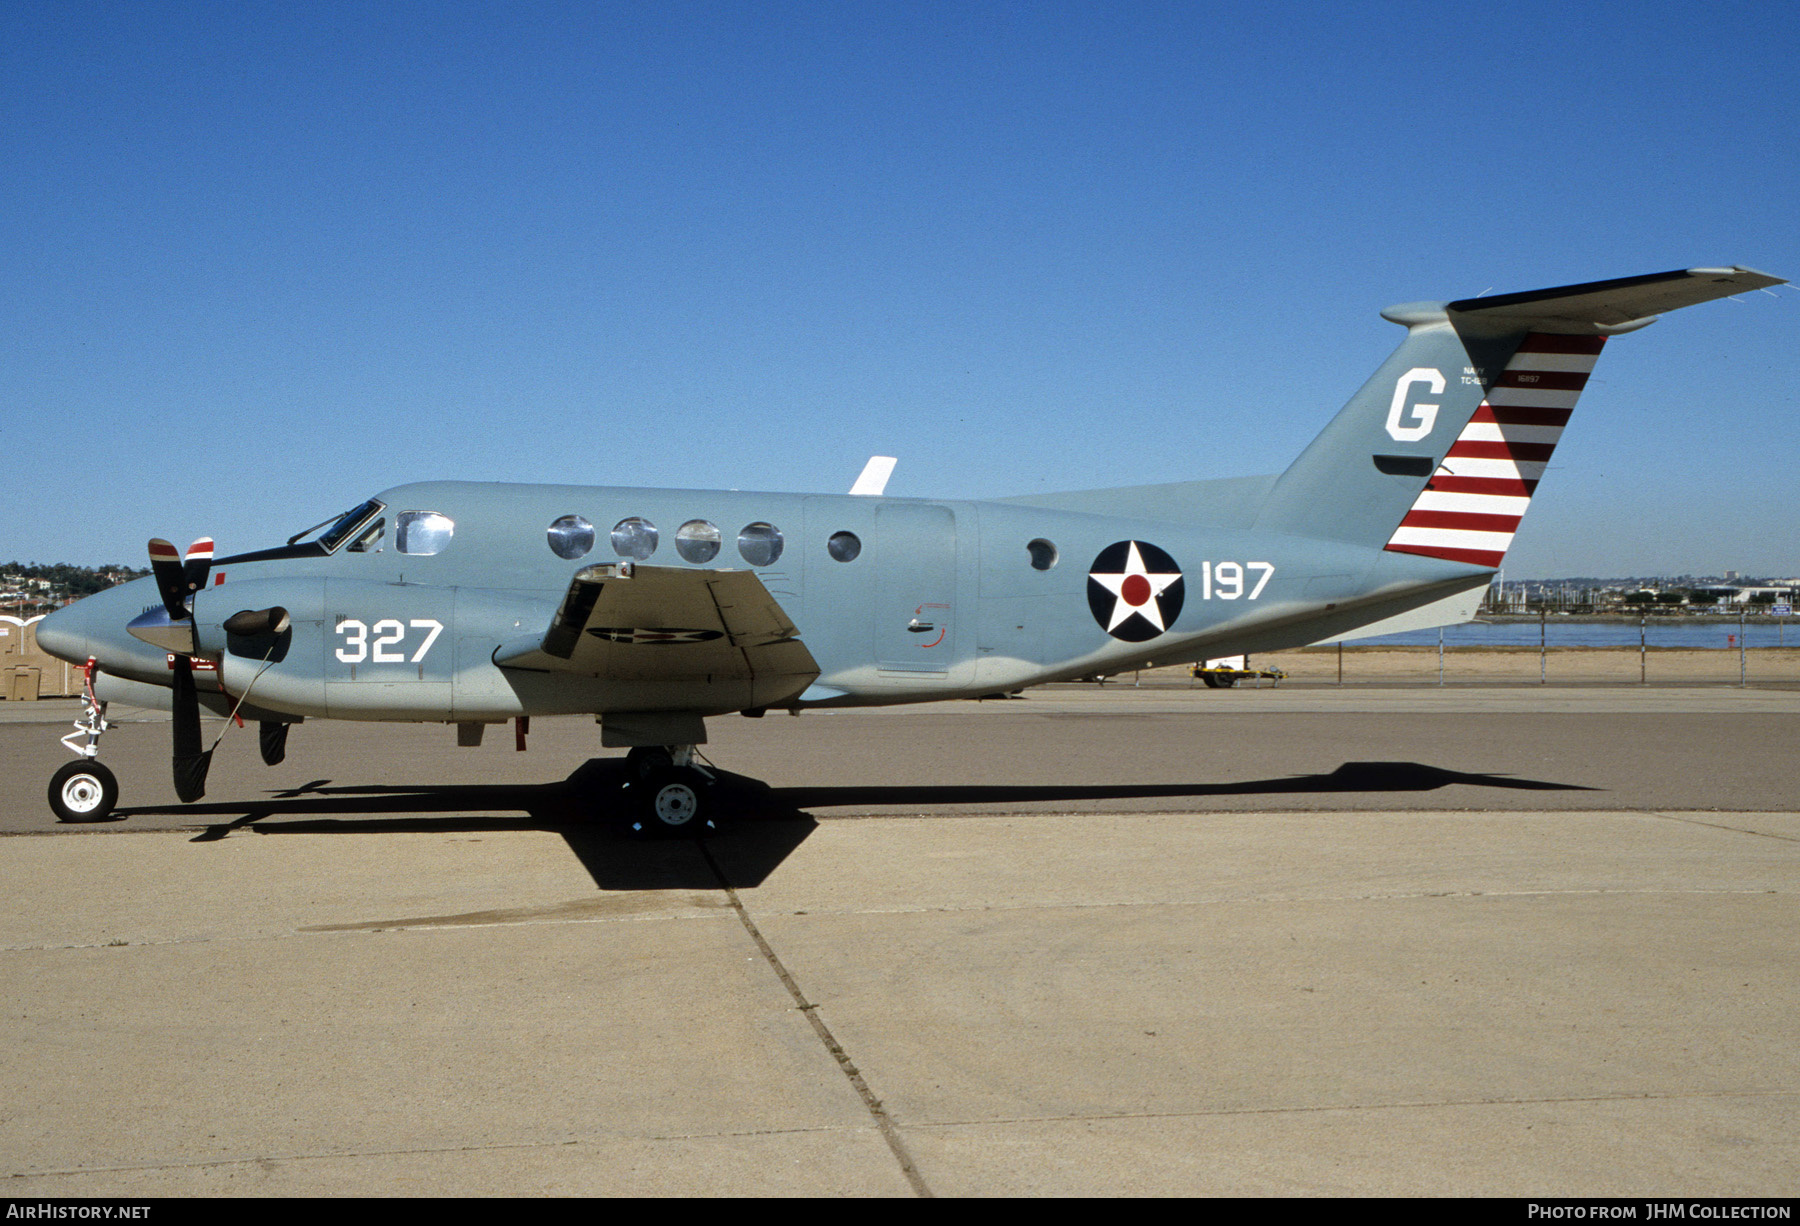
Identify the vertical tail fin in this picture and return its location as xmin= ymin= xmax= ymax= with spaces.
xmin=1384 ymin=333 xmax=1603 ymax=567
xmin=1252 ymin=310 xmax=1519 ymax=547
xmin=1257 ymin=266 xmax=1784 ymax=566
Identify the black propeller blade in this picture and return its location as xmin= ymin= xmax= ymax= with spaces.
xmin=148 ymin=537 xmax=219 ymax=803
xmin=181 ymin=537 xmax=213 ymax=602
xmin=170 ymin=655 xmax=212 ymax=803
xmin=147 ymin=538 xmax=190 ymax=620
xmin=259 ymin=721 xmax=289 ymax=766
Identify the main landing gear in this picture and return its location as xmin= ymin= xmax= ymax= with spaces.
xmin=50 ymin=660 xmax=118 ymax=823
xmin=620 ymin=744 xmax=716 ymax=837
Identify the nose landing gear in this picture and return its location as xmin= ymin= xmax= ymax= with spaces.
xmin=50 ymin=659 xmax=118 ymax=823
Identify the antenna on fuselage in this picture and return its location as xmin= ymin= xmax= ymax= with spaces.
xmin=849 ymin=456 xmax=897 ymax=496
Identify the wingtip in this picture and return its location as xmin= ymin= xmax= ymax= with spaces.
xmin=1689 ymin=265 xmax=1786 ymax=289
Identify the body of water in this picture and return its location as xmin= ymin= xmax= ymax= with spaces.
xmin=1349 ymin=617 xmax=1796 ymax=650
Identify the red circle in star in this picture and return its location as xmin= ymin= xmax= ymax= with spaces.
xmin=1121 ymin=574 xmax=1152 ymax=606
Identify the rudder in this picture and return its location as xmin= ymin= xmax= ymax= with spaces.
xmin=1384 ymin=332 xmax=1603 ymax=567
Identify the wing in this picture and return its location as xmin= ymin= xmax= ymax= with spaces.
xmin=494 ymin=563 xmax=819 ymax=710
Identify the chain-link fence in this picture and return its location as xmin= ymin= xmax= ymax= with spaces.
xmin=1269 ymin=616 xmax=1800 ymax=685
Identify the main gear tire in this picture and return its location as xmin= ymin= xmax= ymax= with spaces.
xmin=631 ymin=766 xmax=713 ymax=837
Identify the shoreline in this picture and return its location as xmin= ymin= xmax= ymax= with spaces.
xmin=1476 ymin=613 xmax=1791 ymax=624
xmin=1128 ymin=644 xmax=1800 ymax=687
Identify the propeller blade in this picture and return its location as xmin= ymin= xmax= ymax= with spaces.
xmin=147 ymin=539 xmax=189 ymax=620
xmin=182 ymin=538 xmax=214 ymax=599
xmin=170 ymin=656 xmax=212 ymax=803
xmin=259 ymin=721 xmax=289 ymax=767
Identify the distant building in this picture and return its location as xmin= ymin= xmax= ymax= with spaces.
xmin=1 ymin=615 xmax=81 ymax=699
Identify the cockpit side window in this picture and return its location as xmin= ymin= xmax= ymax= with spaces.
xmin=308 ymin=499 xmax=386 ymax=553
xmin=347 ymin=517 xmax=385 ymax=553
xmin=396 ymin=511 xmax=455 ymax=556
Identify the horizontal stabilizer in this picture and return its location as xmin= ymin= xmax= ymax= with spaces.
xmin=1443 ymin=266 xmax=1784 ymax=335
xmin=1314 ymin=581 xmax=1489 ymax=643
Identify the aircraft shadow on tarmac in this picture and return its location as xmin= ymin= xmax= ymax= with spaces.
xmin=104 ymin=759 xmax=1593 ymax=892
xmin=761 ymin=760 xmax=1596 ymax=813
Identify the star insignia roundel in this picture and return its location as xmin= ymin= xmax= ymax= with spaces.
xmin=1087 ymin=541 xmax=1186 ymax=642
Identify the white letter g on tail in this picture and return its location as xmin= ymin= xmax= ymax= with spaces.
xmin=1386 ymin=368 xmax=1445 ymax=442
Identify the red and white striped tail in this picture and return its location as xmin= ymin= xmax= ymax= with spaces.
xmin=1384 ymin=332 xmax=1605 ymax=568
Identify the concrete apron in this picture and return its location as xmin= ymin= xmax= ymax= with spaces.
xmin=2 ymin=808 xmax=1796 ymax=1196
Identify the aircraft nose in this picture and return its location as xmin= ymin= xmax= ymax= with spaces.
xmin=36 ymin=578 xmax=157 ymax=667
xmin=36 ymin=595 xmax=102 ymax=665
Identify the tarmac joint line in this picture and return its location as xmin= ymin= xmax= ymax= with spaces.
xmin=699 ymin=841 xmax=934 ymax=1199
xmin=1645 ymin=811 xmax=1800 ymax=844
xmin=904 ymin=1087 xmax=1800 ymax=1132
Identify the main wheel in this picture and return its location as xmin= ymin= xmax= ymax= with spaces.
xmin=631 ymin=766 xmax=712 ymax=837
xmin=49 ymin=760 xmax=118 ymax=823
xmin=1199 ymin=672 xmax=1222 ymax=689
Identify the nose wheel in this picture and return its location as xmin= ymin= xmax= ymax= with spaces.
xmin=49 ymin=760 xmax=118 ymax=823
xmin=49 ymin=659 xmax=119 ymax=823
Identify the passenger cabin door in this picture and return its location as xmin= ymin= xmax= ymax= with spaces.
xmin=874 ymin=503 xmax=957 ymax=674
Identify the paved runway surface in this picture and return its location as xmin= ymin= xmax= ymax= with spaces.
xmin=2 ymin=686 xmax=1796 ymax=1195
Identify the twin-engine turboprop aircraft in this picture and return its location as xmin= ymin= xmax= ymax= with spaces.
xmin=37 ymin=266 xmax=1785 ymax=829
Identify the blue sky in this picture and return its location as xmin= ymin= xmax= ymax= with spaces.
xmin=4 ymin=0 xmax=1795 ymax=577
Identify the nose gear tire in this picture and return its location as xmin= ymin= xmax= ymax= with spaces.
xmin=49 ymin=761 xmax=119 ymax=823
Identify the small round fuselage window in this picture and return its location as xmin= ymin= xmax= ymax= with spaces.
xmin=675 ymin=519 xmax=721 ymax=563
xmin=611 ymin=517 xmax=659 ymax=560
xmin=737 ymin=522 xmax=784 ymax=566
xmin=547 ymin=515 xmax=595 ymax=560
xmin=1027 ymin=538 xmax=1058 ymax=570
xmin=827 ymin=531 xmax=861 ymax=562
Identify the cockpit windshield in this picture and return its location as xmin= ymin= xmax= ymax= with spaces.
xmin=288 ymin=499 xmax=387 ymax=553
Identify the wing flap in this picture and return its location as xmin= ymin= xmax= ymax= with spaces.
xmin=495 ymin=564 xmax=819 ymax=706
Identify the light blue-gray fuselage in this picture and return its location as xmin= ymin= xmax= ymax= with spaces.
xmin=44 ymin=478 xmax=1481 ymax=724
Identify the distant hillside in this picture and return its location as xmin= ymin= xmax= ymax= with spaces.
xmin=3 ymin=562 xmax=148 ymax=603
